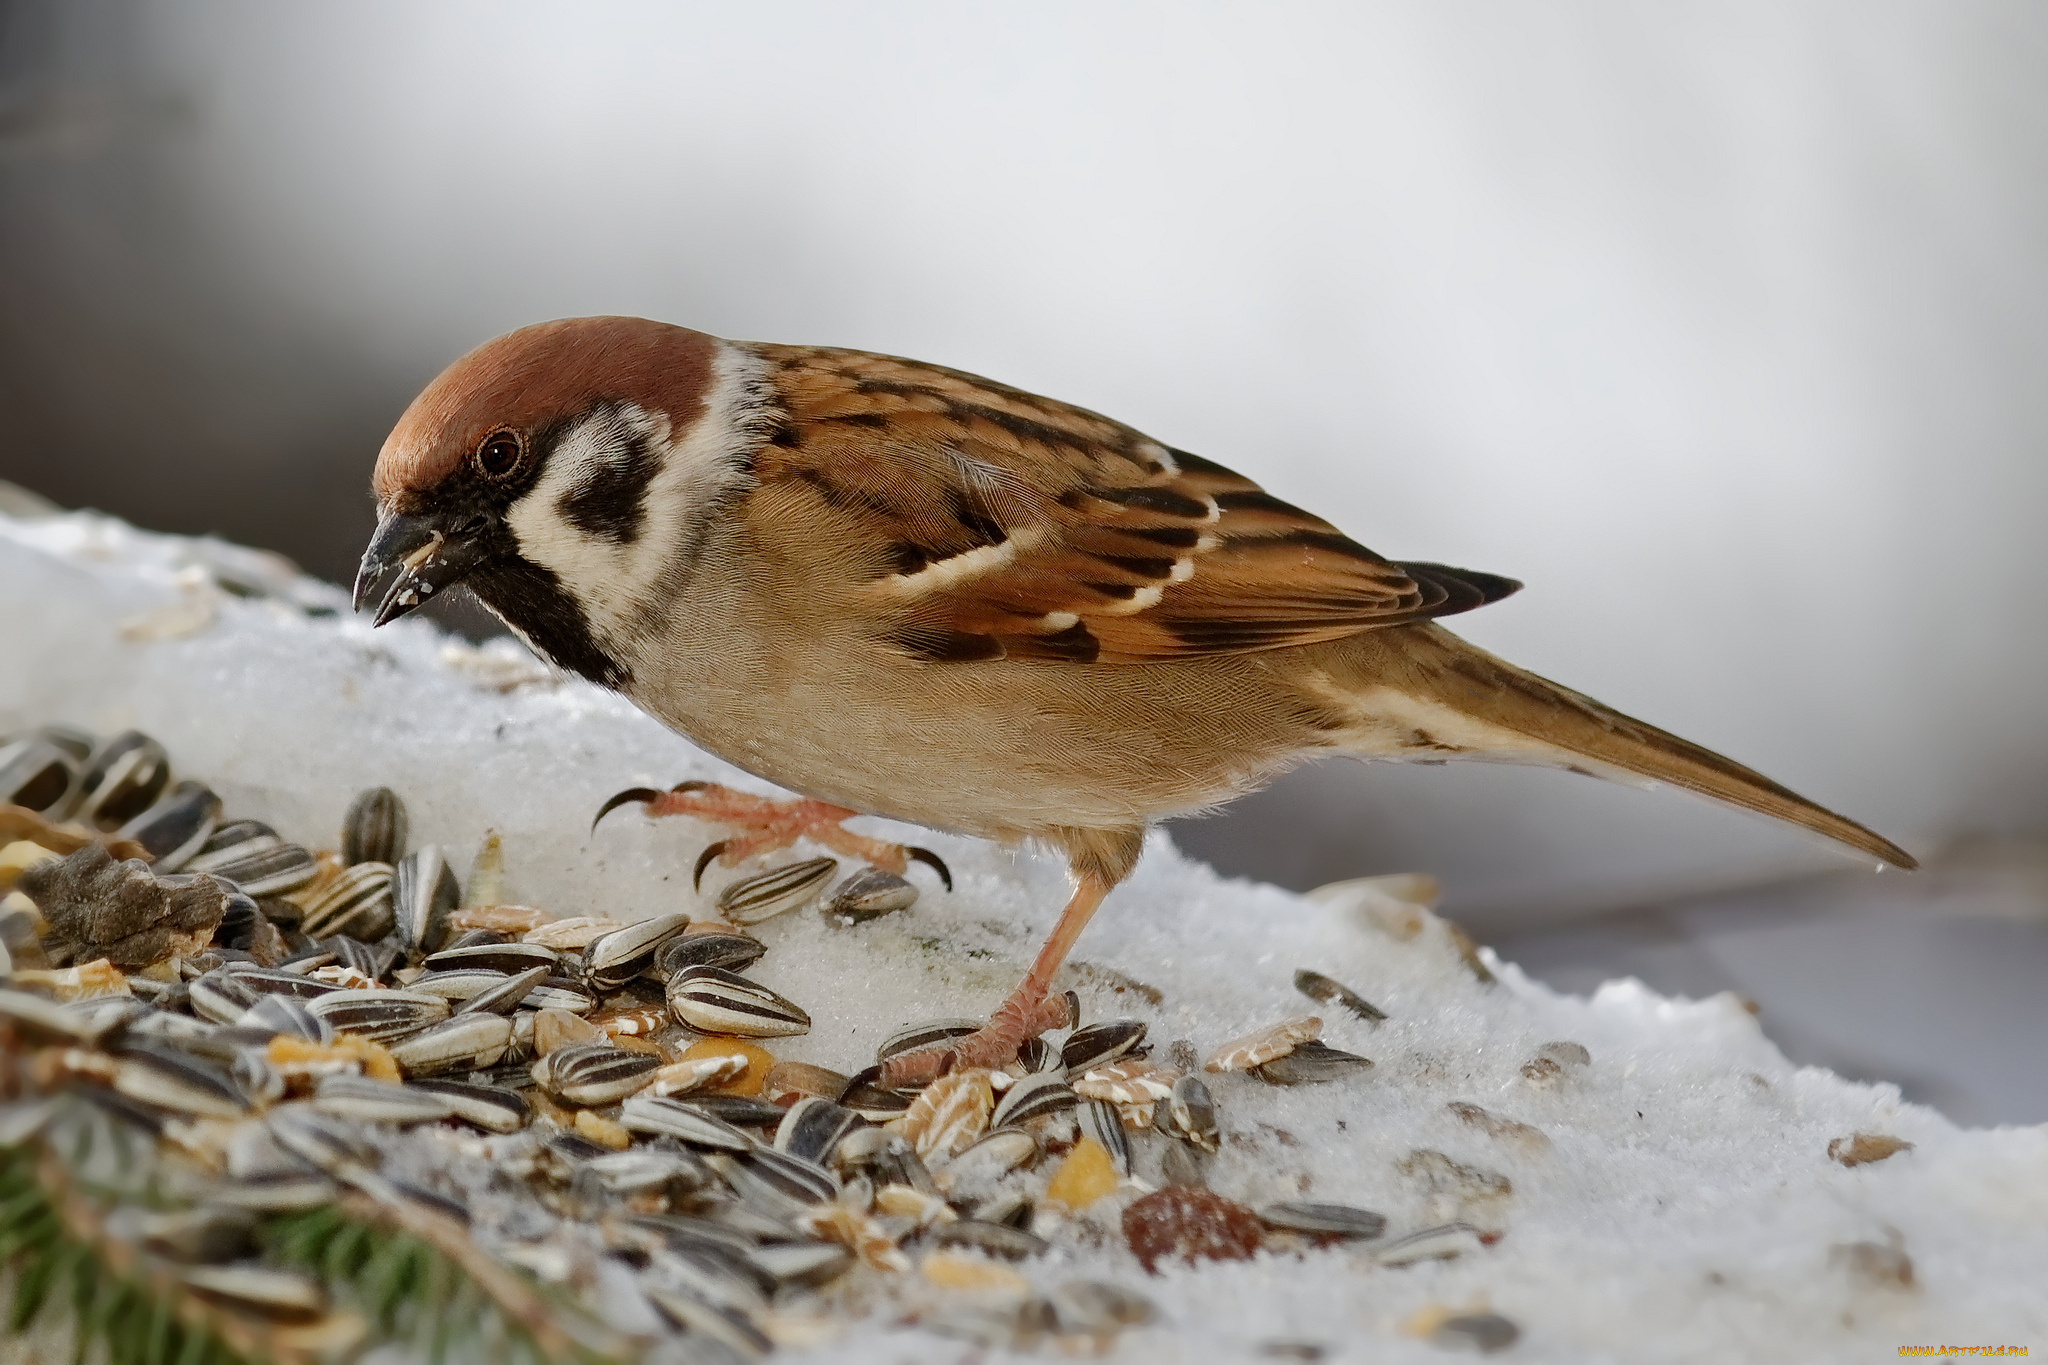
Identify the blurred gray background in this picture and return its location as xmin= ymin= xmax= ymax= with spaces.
xmin=3 ymin=2 xmax=2043 ymax=1120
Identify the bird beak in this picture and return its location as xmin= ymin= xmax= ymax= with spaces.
xmin=353 ymin=510 xmax=492 ymax=626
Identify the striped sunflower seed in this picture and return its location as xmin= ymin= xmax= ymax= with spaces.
xmin=654 ymin=929 xmax=764 ymax=978
xmin=531 ymin=1043 xmax=660 ymax=1106
xmin=1259 ymin=1202 xmax=1387 ymax=1239
xmin=402 ymin=1078 xmax=529 ymax=1133
xmin=1162 ymin=1074 xmax=1218 ymax=1153
xmin=393 ymin=845 xmax=460 ymax=956
xmin=666 ymin=966 xmax=809 ymax=1038
xmin=1372 ymin=1221 xmax=1484 ymax=1266
xmin=773 ymin=1097 xmax=866 ymax=1165
xmin=422 ymin=940 xmax=560 ymax=976
xmin=115 ymin=781 xmax=221 ymax=871
xmin=295 ymin=861 xmax=394 ymax=941
xmin=1078 ymin=1097 xmax=1131 ymax=1177
xmin=177 ymin=1264 xmax=328 ymax=1324
xmin=187 ymin=970 xmax=263 ymax=1025
xmin=387 ymin=1012 xmax=513 ymax=1076
xmin=582 ymin=912 xmax=692 ymax=991
xmin=310 ymin=1074 xmax=457 ymax=1125
xmin=876 ymin=1018 xmax=984 ymax=1065
xmin=75 ymin=730 xmax=169 ymax=830
xmin=989 ymin=1070 xmax=1078 ymax=1130
xmin=521 ymin=975 xmax=598 ymax=1013
xmin=304 ymin=988 xmax=450 ymax=1043
xmin=1061 ymin=1020 xmax=1147 ymax=1073
xmin=820 ymin=867 xmax=917 ymax=923
xmin=1253 ymin=1040 xmax=1372 ymax=1085
xmin=341 ymin=786 xmax=408 ymax=866
xmin=618 ymin=1095 xmax=756 ymax=1151
xmin=454 ymin=963 xmax=551 ymax=1016
xmin=714 ymin=857 xmax=836 ymax=925
xmin=109 ymin=1044 xmax=249 ymax=1119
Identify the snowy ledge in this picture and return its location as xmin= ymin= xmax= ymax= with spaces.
xmin=1 ymin=507 xmax=2042 ymax=1363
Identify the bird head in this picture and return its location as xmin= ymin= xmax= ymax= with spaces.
xmin=355 ymin=316 xmax=756 ymax=686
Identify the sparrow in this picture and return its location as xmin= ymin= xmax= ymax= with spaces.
xmin=355 ymin=316 xmax=1913 ymax=1084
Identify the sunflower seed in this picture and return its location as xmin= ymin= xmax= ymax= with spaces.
xmin=1048 ymin=1280 xmax=1155 ymax=1332
xmin=177 ymin=1264 xmax=328 ymax=1323
xmin=295 ymin=861 xmax=394 ymax=941
xmin=1204 ymin=1016 xmax=1321 ymax=1073
xmin=747 ymin=1241 xmax=852 ymax=1286
xmin=106 ymin=1044 xmax=249 ymax=1118
xmin=532 ymin=1043 xmax=660 ymax=1106
xmin=1161 ymin=1074 xmax=1219 ymax=1152
xmin=774 ymin=1097 xmax=866 ymax=1165
xmin=762 ymin=1061 xmax=850 ymax=1104
xmin=666 ymin=966 xmax=809 ymax=1037
xmin=409 ymin=967 xmax=510 ymax=1002
xmin=1062 ymin=1020 xmax=1147 ymax=1073
xmin=1292 ymin=968 xmax=1387 ymax=1023
xmin=643 ymin=1284 xmax=771 ymax=1362
xmin=139 ymin=1201 xmax=258 ymax=1262
xmin=584 ymin=1147 xmax=716 ymax=1196
xmin=423 ymin=940 xmax=561 ymax=975
xmin=227 ymin=967 xmax=342 ymax=1000
xmin=718 ymin=1146 xmax=839 ymax=1207
xmin=1253 ymin=1040 xmax=1373 ymax=1085
xmin=645 ymin=1054 xmax=749 ymax=1099
xmin=713 ymin=857 xmax=837 ymax=926
xmin=1372 ymin=1221 xmax=1484 ymax=1266
xmin=821 ymin=867 xmax=918 ymax=922
xmin=454 ymin=963 xmax=552 ymax=1016
xmin=1016 ymin=1036 xmax=1058 ymax=1073
xmin=325 ymin=935 xmax=397 ymax=983
xmin=189 ymin=841 xmax=319 ymax=897
xmin=990 ymin=1070 xmax=1078 ymax=1129
xmin=1078 ymin=1098 xmax=1131 ymax=1177
xmin=188 ymin=970 xmax=264 ymax=1025
xmin=76 ymin=731 xmax=170 ymax=831
xmin=521 ymin=975 xmax=598 ymax=1013
xmin=839 ymin=1066 xmax=915 ymax=1120
xmin=342 ymin=787 xmax=408 ymax=866
xmin=403 ymin=1078 xmax=529 ymax=1133
xmin=685 ymin=1094 xmax=788 ymax=1130
xmin=877 ymin=1018 xmax=984 ymax=1064
xmin=945 ymin=1128 xmax=1039 ymax=1187
xmin=393 ymin=845 xmax=460 ymax=955
xmin=1432 ymin=1313 xmax=1520 ymax=1353
xmin=267 ymin=1105 xmax=379 ymax=1174
xmin=619 ymin=1095 xmax=756 ymax=1151
xmin=0 ymin=737 xmax=79 ymax=815
xmin=311 ymin=1074 xmax=457 ymax=1124
xmin=231 ymin=1049 xmax=286 ymax=1106
xmin=654 ymin=929 xmax=764 ymax=978
xmin=304 ymin=988 xmax=450 ymax=1043
xmin=115 ymin=781 xmax=221 ymax=871
xmin=206 ymin=1171 xmax=337 ymax=1211
xmin=583 ymin=912 xmax=692 ymax=990
xmin=1260 ymin=1202 xmax=1386 ymax=1239
xmin=925 ymin=1219 xmax=1050 ymax=1260
xmin=388 ymin=1012 xmax=513 ymax=1076
xmin=0 ymin=986 xmax=106 ymax=1042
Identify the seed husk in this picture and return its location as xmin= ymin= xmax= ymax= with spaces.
xmin=191 ymin=841 xmax=319 ymax=897
xmin=207 ymin=1171 xmax=338 ymax=1212
xmin=715 ymin=857 xmax=838 ymax=925
xmin=747 ymin=1241 xmax=853 ymax=1286
xmin=531 ymin=1043 xmax=661 ymax=1106
xmin=423 ymin=940 xmax=561 ymax=976
xmin=877 ymin=1018 xmax=984 ymax=1065
xmin=342 ymin=786 xmax=408 ymax=866
xmin=409 ymin=967 xmax=511 ymax=1002
xmin=1074 ymin=1058 xmax=1179 ymax=1105
xmin=1432 ymin=1313 xmax=1520 ymax=1354
xmin=0 ymin=737 xmax=79 ymax=816
xmin=1061 ymin=1019 xmax=1147 ymax=1073
xmin=187 ymin=969 xmax=264 ymax=1024
xmin=582 ymin=911 xmax=692 ymax=990
xmin=924 ymin=1219 xmax=1051 ymax=1260
xmin=304 ymin=988 xmax=450 ymax=1044
xmin=821 ymin=867 xmax=918 ymax=923
xmin=1259 ymin=1202 xmax=1387 ymax=1239
xmin=685 ymin=1094 xmax=789 ymax=1130
xmin=1048 ymin=1280 xmax=1155 ymax=1332
xmin=1204 ymin=1016 xmax=1321 ymax=1073
xmin=1253 ymin=1040 xmax=1373 ymax=1086
xmin=521 ymin=975 xmax=598 ymax=1013
xmin=619 ymin=1095 xmax=758 ymax=1151
xmin=237 ymin=994 xmax=333 ymax=1044
xmin=1292 ymin=968 xmax=1388 ymax=1023
xmin=1078 ymin=1098 xmax=1132 ymax=1178
xmin=110 ymin=1044 xmax=249 ymax=1118
xmin=774 ymin=1097 xmax=866 ymax=1165
xmin=1163 ymin=1074 xmax=1219 ymax=1152
xmin=393 ymin=845 xmax=460 ymax=955
xmin=763 ymin=1061 xmax=851 ymax=1104
xmin=666 ymin=965 xmax=809 ymax=1038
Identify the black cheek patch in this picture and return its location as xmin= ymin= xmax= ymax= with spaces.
xmin=557 ymin=423 xmax=658 ymax=544
xmin=466 ymin=556 xmax=630 ymax=690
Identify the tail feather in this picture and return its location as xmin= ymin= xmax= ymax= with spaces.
xmin=1359 ymin=624 xmax=1916 ymax=869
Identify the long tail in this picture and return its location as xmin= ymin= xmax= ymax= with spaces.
xmin=1342 ymin=622 xmax=1916 ymax=869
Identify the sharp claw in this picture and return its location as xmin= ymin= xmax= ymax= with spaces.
xmin=693 ymin=841 xmax=729 ymax=893
xmin=592 ymin=787 xmax=662 ymax=832
xmin=906 ymin=846 xmax=953 ymax=892
xmin=670 ymin=781 xmax=711 ymax=794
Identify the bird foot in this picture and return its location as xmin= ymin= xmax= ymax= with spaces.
xmin=593 ymin=781 xmax=951 ymax=891
xmin=878 ymin=986 xmax=1076 ymax=1089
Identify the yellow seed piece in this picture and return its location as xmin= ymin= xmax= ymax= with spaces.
xmin=1044 ymin=1136 xmax=1118 ymax=1209
xmin=0 ymin=840 xmax=60 ymax=890
xmin=680 ymin=1037 xmax=774 ymax=1095
xmin=875 ymin=1184 xmax=957 ymax=1225
xmin=533 ymin=1008 xmax=605 ymax=1055
xmin=920 ymin=1250 xmax=1030 ymax=1297
xmin=267 ymin=1034 xmax=399 ymax=1083
xmin=574 ymin=1109 xmax=632 ymax=1150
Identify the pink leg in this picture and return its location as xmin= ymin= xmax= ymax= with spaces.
xmin=593 ymin=782 xmax=951 ymax=889
xmin=878 ymin=871 xmax=1114 ymax=1087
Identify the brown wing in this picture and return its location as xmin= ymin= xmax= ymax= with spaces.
xmin=748 ymin=343 xmax=1519 ymax=664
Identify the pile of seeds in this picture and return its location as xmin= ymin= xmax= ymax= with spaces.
xmin=0 ymin=723 xmax=1531 ymax=1361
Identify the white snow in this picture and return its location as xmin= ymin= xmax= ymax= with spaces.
xmin=1 ymin=506 xmax=2042 ymax=1363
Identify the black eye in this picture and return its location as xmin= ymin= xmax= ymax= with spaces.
xmin=475 ymin=431 xmax=523 ymax=479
